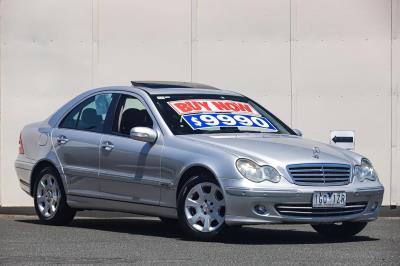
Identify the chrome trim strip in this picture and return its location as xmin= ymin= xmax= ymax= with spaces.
xmin=275 ymin=202 xmax=368 ymax=217
xmin=277 ymin=209 xmax=363 ymax=215
xmin=276 ymin=204 xmax=367 ymax=210
xmin=225 ymin=187 xmax=300 ymax=197
xmin=98 ymin=170 xmax=170 ymax=187
xmin=356 ymin=187 xmax=384 ymax=192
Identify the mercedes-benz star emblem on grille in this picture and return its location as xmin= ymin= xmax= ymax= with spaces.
xmin=312 ymin=147 xmax=320 ymax=159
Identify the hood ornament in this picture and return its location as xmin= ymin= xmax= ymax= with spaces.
xmin=312 ymin=147 xmax=321 ymax=159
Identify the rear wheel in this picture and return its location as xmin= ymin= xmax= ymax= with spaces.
xmin=33 ymin=167 xmax=76 ymax=225
xmin=177 ymin=174 xmax=226 ymax=240
xmin=311 ymin=222 xmax=368 ymax=238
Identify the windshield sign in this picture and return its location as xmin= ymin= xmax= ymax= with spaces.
xmin=182 ymin=113 xmax=277 ymax=130
xmin=168 ymin=99 xmax=277 ymax=131
xmin=168 ymin=99 xmax=260 ymax=116
xmin=151 ymin=94 xmax=293 ymax=135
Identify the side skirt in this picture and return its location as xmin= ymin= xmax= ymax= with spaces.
xmin=67 ymin=194 xmax=177 ymax=219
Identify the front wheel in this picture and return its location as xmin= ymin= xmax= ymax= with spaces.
xmin=311 ymin=222 xmax=368 ymax=238
xmin=177 ymin=175 xmax=226 ymax=240
xmin=33 ymin=167 xmax=76 ymax=225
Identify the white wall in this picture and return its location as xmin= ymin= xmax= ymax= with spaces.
xmin=392 ymin=0 xmax=400 ymax=206
xmin=0 ymin=0 xmax=398 ymax=206
xmin=290 ymin=0 xmax=393 ymax=206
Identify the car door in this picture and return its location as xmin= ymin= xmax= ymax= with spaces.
xmin=98 ymin=94 xmax=163 ymax=206
xmin=52 ymin=93 xmax=117 ymax=197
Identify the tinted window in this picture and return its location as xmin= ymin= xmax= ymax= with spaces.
xmin=60 ymin=93 xmax=115 ymax=133
xmin=113 ymin=95 xmax=153 ymax=135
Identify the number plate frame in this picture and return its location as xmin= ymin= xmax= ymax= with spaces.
xmin=312 ymin=192 xmax=346 ymax=208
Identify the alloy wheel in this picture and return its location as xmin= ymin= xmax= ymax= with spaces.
xmin=184 ymin=182 xmax=226 ymax=232
xmin=36 ymin=174 xmax=61 ymax=219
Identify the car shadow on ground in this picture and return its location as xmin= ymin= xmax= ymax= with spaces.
xmin=17 ymin=218 xmax=378 ymax=245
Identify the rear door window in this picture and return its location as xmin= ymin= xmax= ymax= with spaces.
xmin=60 ymin=93 xmax=116 ymax=133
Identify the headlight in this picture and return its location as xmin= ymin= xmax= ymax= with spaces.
xmin=235 ymin=159 xmax=281 ymax=183
xmin=354 ymin=158 xmax=378 ymax=182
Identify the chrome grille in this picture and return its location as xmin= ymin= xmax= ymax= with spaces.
xmin=287 ymin=164 xmax=351 ymax=186
xmin=275 ymin=202 xmax=367 ymax=217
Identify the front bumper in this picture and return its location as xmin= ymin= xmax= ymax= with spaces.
xmin=221 ymin=179 xmax=384 ymax=225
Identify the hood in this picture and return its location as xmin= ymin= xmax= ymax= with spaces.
xmin=180 ymin=133 xmax=362 ymax=168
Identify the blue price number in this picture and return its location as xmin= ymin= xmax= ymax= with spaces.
xmin=183 ymin=113 xmax=277 ymax=130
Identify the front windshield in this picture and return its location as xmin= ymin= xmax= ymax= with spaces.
xmin=151 ymin=94 xmax=294 ymax=135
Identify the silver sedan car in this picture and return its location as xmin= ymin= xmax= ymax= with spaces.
xmin=15 ymin=81 xmax=384 ymax=240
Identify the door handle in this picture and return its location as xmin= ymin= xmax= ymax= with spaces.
xmin=101 ymin=141 xmax=114 ymax=151
xmin=56 ymin=135 xmax=69 ymax=145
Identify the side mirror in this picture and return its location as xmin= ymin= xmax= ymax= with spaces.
xmin=130 ymin=127 xmax=158 ymax=143
xmin=293 ymin=129 xmax=303 ymax=137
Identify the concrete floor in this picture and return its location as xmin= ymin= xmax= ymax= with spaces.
xmin=0 ymin=215 xmax=399 ymax=265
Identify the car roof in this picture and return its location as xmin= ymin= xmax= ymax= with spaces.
xmin=129 ymin=81 xmax=241 ymax=96
xmin=87 ymin=82 xmax=241 ymax=96
xmin=131 ymin=81 xmax=219 ymax=90
xmin=47 ymin=82 xmax=241 ymax=127
xmin=83 ymin=81 xmax=240 ymax=96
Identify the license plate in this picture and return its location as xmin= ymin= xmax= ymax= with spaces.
xmin=312 ymin=192 xmax=346 ymax=208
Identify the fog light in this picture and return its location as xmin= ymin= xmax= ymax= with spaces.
xmin=371 ymin=202 xmax=378 ymax=211
xmin=254 ymin=204 xmax=267 ymax=215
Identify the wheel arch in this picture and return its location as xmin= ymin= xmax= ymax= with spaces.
xmin=176 ymin=164 xmax=221 ymax=200
xmin=30 ymin=159 xmax=61 ymax=196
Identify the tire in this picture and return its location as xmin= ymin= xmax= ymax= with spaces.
xmin=311 ymin=222 xmax=368 ymax=238
xmin=177 ymin=174 xmax=226 ymax=240
xmin=33 ymin=166 xmax=76 ymax=225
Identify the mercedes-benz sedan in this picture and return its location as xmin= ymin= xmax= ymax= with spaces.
xmin=15 ymin=81 xmax=384 ymax=240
